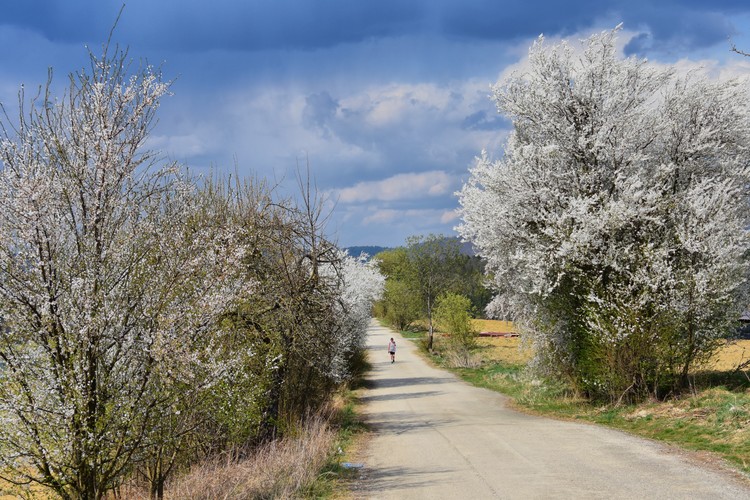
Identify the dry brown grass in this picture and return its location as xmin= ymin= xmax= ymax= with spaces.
xmin=444 ymin=348 xmax=483 ymax=368
xmin=470 ymin=320 xmax=750 ymax=371
xmin=472 ymin=319 xmax=517 ymax=334
xmin=0 ymin=468 xmax=54 ymax=499
xmin=0 ymin=486 xmax=50 ymax=499
xmin=473 ymin=336 xmax=533 ymax=365
xmin=119 ymin=416 xmax=336 ymax=500
xmin=169 ymin=418 xmax=334 ymax=499
xmin=470 ymin=319 xmax=531 ymax=365
xmin=700 ymin=340 xmax=750 ymax=372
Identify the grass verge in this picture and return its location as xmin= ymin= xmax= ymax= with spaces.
xmin=447 ymin=356 xmax=750 ymax=475
xmin=166 ymin=416 xmax=336 ymax=499
xmin=387 ymin=318 xmax=750 ymax=477
xmin=304 ymin=352 xmax=372 ymax=499
xmin=118 ymin=392 xmax=370 ymax=499
xmin=115 ymin=351 xmax=373 ymax=499
xmin=106 ymin=396 xmax=368 ymax=500
xmin=304 ymin=391 xmax=370 ymax=499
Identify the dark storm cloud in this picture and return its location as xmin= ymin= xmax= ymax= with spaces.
xmin=624 ymin=33 xmax=653 ymax=55
xmin=2 ymin=0 xmax=424 ymax=50
xmin=622 ymin=7 xmax=737 ymax=56
xmin=303 ymin=92 xmax=339 ymax=134
xmin=438 ymin=0 xmax=746 ymax=57
xmin=0 ymin=1 xmax=121 ymax=41
xmin=127 ymin=0 xmax=425 ymax=51
xmin=2 ymin=0 xmax=749 ymax=248
xmin=439 ymin=0 xmax=603 ymax=41
xmin=6 ymin=0 xmax=748 ymax=55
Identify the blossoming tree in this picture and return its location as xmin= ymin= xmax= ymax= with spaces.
xmin=0 ymin=46 xmax=249 ymax=498
xmin=459 ymin=28 xmax=750 ymax=401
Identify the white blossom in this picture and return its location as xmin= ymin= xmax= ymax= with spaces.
xmin=458 ymin=27 xmax=750 ymax=399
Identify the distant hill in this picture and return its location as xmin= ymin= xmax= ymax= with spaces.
xmin=459 ymin=239 xmax=477 ymax=257
xmin=344 ymin=239 xmax=478 ymax=259
xmin=344 ymin=246 xmax=391 ymax=258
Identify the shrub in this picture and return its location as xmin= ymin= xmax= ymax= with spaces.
xmin=434 ymin=293 xmax=477 ymax=350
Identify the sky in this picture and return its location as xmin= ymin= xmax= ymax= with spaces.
xmin=1 ymin=1 xmax=750 ymax=248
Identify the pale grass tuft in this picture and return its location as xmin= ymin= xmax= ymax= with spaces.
xmin=119 ymin=416 xmax=336 ymax=500
xmin=445 ymin=348 xmax=482 ymax=369
xmin=173 ymin=417 xmax=333 ymax=499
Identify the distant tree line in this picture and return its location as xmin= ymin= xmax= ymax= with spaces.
xmin=372 ymin=234 xmax=491 ymax=350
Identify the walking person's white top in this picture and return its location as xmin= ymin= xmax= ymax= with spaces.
xmin=357 ymin=319 xmax=750 ymax=499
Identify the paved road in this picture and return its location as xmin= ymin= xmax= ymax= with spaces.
xmin=356 ymin=320 xmax=750 ymax=499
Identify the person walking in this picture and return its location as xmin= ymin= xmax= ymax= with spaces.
xmin=387 ymin=338 xmax=396 ymax=363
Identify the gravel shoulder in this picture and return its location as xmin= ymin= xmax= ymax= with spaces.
xmin=355 ymin=320 xmax=750 ymax=499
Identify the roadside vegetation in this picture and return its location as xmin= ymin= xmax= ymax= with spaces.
xmin=371 ymin=26 xmax=750 ymax=481
xmin=459 ymin=27 xmax=750 ymax=405
xmin=395 ymin=319 xmax=750 ymax=476
xmin=108 ymin=390 xmax=369 ymax=499
xmin=0 ymin=42 xmax=384 ymax=499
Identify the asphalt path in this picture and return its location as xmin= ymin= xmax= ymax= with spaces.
xmin=355 ymin=320 xmax=750 ymax=499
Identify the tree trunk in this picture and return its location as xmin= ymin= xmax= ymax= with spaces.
xmin=259 ymin=331 xmax=292 ymax=441
xmin=81 ymin=341 xmax=99 ymax=500
xmin=427 ymin=296 xmax=434 ymax=351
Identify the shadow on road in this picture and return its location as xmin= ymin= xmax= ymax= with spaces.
xmin=356 ymin=465 xmax=456 ymax=495
xmin=365 ymin=376 xmax=452 ymax=389
xmin=359 ymin=390 xmax=444 ymax=403
xmin=366 ymin=410 xmax=456 ymax=434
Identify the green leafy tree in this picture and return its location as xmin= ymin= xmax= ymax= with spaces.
xmin=381 ymin=279 xmax=422 ymax=330
xmin=374 ymin=237 xmax=491 ymax=343
xmin=405 ymin=235 xmax=464 ymax=350
xmin=374 ymin=247 xmax=411 ymax=281
xmin=434 ymin=293 xmax=477 ymax=350
xmin=374 ymin=248 xmax=421 ymax=330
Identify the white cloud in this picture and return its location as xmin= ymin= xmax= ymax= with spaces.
xmin=336 ymin=170 xmax=454 ymax=204
xmin=670 ymin=57 xmax=750 ymax=81
xmin=440 ymin=209 xmax=459 ymax=224
xmin=343 ymin=83 xmax=459 ymax=127
xmin=361 ymin=208 xmax=452 ymax=226
xmin=147 ymin=133 xmax=211 ymax=158
xmin=362 ymin=209 xmax=400 ymax=224
xmin=494 ymin=26 xmax=750 ymax=87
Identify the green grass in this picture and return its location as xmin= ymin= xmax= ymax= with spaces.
xmin=393 ymin=321 xmax=750 ymax=477
xmin=446 ymin=358 xmax=750 ymax=475
xmin=399 ymin=330 xmax=426 ymax=340
xmin=604 ymin=389 xmax=750 ymax=468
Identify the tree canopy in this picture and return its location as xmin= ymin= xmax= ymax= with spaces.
xmin=374 ymin=235 xmax=490 ymax=350
xmin=459 ymin=27 xmax=750 ymax=402
xmin=0 ymin=45 xmax=384 ymax=499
